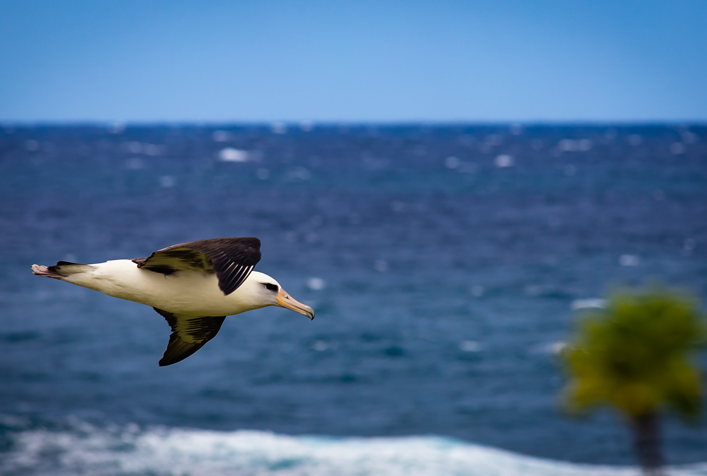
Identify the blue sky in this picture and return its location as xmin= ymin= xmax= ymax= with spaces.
xmin=1 ymin=0 xmax=706 ymax=122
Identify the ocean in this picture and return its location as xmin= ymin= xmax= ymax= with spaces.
xmin=1 ymin=124 xmax=705 ymax=475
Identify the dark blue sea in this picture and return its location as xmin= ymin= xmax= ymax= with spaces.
xmin=1 ymin=124 xmax=706 ymax=475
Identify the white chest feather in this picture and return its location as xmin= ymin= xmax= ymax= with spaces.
xmin=65 ymin=260 xmax=261 ymax=316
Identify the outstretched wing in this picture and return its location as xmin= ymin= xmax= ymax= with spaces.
xmin=133 ymin=237 xmax=261 ymax=295
xmin=153 ymin=308 xmax=227 ymax=366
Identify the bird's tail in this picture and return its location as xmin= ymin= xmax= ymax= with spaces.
xmin=32 ymin=261 xmax=96 ymax=279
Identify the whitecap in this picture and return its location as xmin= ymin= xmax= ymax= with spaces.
xmin=459 ymin=340 xmax=482 ymax=352
xmin=577 ymin=139 xmax=592 ymax=151
xmin=557 ymin=139 xmax=576 ymax=152
xmin=530 ymin=341 xmax=567 ymax=355
xmin=312 ymin=340 xmax=328 ymax=351
xmin=444 ymin=156 xmax=461 ymax=169
xmin=109 ymin=122 xmax=125 ymax=134
xmin=271 ymin=122 xmax=287 ymax=134
xmin=670 ymin=143 xmax=685 ymax=155
xmin=25 ymin=140 xmax=39 ymax=152
xmin=494 ymin=155 xmax=514 ymax=168
xmin=5 ymin=422 xmax=703 ymax=476
xmin=570 ymin=299 xmax=606 ymax=311
xmin=307 ymin=277 xmax=326 ymax=291
xmin=544 ymin=342 xmax=567 ymax=354
xmin=287 ymin=167 xmax=311 ymax=181
xmin=619 ymin=255 xmax=640 ymax=267
xmin=143 ymin=144 xmax=163 ymax=156
xmin=159 ymin=176 xmax=176 ymax=188
xmin=212 ymin=130 xmax=232 ymax=142
xmin=219 ymin=148 xmax=249 ymax=162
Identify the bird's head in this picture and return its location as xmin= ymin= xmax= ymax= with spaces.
xmin=244 ymin=271 xmax=315 ymax=319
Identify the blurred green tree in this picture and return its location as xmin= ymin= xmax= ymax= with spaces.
xmin=562 ymin=287 xmax=706 ymax=476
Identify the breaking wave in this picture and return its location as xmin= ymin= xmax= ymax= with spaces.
xmin=2 ymin=419 xmax=706 ymax=476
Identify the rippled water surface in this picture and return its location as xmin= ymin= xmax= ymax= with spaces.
xmin=1 ymin=124 xmax=706 ymax=474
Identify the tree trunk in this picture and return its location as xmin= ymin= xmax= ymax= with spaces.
xmin=632 ymin=412 xmax=664 ymax=476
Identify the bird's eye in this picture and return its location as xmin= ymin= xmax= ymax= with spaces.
xmin=264 ymin=283 xmax=279 ymax=292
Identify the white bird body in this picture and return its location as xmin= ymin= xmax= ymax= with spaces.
xmin=31 ymin=237 xmax=314 ymax=366
xmin=61 ymin=259 xmax=272 ymax=317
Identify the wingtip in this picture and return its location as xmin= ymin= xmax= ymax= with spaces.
xmin=158 ymin=354 xmax=189 ymax=366
xmin=158 ymin=354 xmax=181 ymax=366
xmin=158 ymin=349 xmax=182 ymax=366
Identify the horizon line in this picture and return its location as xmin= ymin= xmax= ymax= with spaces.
xmin=3 ymin=120 xmax=707 ymax=129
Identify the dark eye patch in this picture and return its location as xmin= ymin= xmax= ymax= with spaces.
xmin=264 ymin=283 xmax=279 ymax=292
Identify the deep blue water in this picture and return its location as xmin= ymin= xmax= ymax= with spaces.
xmin=1 ymin=124 xmax=706 ymax=475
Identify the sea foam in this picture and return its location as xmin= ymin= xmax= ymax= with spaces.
xmin=3 ymin=422 xmax=706 ymax=476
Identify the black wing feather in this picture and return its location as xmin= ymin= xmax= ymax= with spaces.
xmin=133 ymin=237 xmax=261 ymax=295
xmin=154 ymin=308 xmax=227 ymax=366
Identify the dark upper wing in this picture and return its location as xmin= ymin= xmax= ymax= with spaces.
xmin=154 ymin=308 xmax=227 ymax=366
xmin=133 ymin=237 xmax=261 ymax=295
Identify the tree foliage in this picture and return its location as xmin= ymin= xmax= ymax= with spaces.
xmin=563 ymin=287 xmax=707 ymax=419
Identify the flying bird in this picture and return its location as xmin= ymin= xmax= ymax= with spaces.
xmin=31 ymin=237 xmax=314 ymax=366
